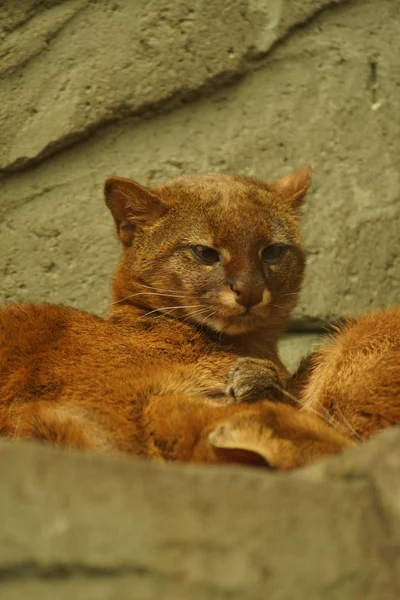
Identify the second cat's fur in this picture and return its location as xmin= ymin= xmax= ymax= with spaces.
xmin=291 ymin=305 xmax=400 ymax=443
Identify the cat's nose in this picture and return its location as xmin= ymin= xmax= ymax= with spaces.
xmin=229 ymin=280 xmax=263 ymax=308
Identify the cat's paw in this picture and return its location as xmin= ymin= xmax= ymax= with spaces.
xmin=226 ymin=357 xmax=282 ymax=403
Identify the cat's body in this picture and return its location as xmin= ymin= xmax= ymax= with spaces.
xmin=1 ymin=165 xmax=397 ymax=470
xmin=0 ymin=300 xmax=355 ymax=469
xmin=2 ymin=302 xmax=398 ymax=470
xmin=0 ymin=301 xmax=276 ymax=455
xmin=0 ymin=166 xmax=317 ymax=467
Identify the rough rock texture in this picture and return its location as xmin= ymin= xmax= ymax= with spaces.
xmin=0 ymin=428 xmax=399 ymax=599
xmin=0 ymin=0 xmax=349 ymax=172
xmin=0 ymin=0 xmax=399 ymax=331
xmin=279 ymin=332 xmax=321 ymax=372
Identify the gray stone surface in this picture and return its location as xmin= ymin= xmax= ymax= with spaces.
xmin=0 ymin=0 xmax=348 ymax=172
xmin=279 ymin=332 xmax=322 ymax=372
xmin=0 ymin=0 xmax=399 ymax=323
xmin=0 ymin=428 xmax=399 ymax=599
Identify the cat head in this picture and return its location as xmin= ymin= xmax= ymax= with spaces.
xmin=105 ymin=166 xmax=311 ymax=336
xmin=207 ymin=401 xmax=355 ymax=470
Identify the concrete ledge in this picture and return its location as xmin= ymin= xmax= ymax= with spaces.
xmin=0 ymin=428 xmax=399 ymax=599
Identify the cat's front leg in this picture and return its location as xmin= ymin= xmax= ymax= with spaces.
xmin=226 ymin=357 xmax=284 ymax=403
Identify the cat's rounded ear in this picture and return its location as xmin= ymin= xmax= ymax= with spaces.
xmin=208 ymin=417 xmax=276 ymax=469
xmin=208 ymin=403 xmax=354 ymax=471
xmin=269 ymin=164 xmax=312 ymax=210
xmin=104 ymin=177 xmax=167 ymax=247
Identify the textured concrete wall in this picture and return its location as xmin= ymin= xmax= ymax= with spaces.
xmin=0 ymin=429 xmax=399 ymax=599
xmin=1 ymin=0 xmax=399 ymax=335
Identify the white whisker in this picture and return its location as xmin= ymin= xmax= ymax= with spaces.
xmin=140 ymin=304 xmax=203 ymax=319
xmin=334 ymin=404 xmax=363 ymax=442
xmin=200 ymin=310 xmax=216 ymax=325
xmin=111 ymin=291 xmax=186 ymax=306
xmin=180 ymin=308 xmax=212 ymax=323
xmin=268 ymin=381 xmax=342 ymax=430
xmin=132 ymin=281 xmax=187 ymax=295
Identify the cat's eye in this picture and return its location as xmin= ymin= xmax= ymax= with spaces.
xmin=190 ymin=245 xmax=220 ymax=265
xmin=262 ymin=243 xmax=290 ymax=265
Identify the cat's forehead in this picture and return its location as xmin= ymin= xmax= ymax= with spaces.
xmin=157 ymin=173 xmax=274 ymax=207
xmin=154 ymin=174 xmax=295 ymax=245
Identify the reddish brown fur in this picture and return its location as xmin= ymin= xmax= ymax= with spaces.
xmin=3 ymin=166 xmax=392 ymax=471
xmin=106 ymin=167 xmax=312 ymax=374
xmin=293 ymin=306 xmax=400 ymax=442
xmin=0 ymin=301 xmax=354 ymax=470
xmin=0 ymin=166 xmax=347 ymax=471
xmin=3 ymin=303 xmax=399 ymax=469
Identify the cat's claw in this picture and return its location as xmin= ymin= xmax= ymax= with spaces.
xmin=226 ymin=357 xmax=282 ymax=403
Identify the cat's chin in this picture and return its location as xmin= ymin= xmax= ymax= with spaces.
xmin=200 ymin=315 xmax=258 ymax=336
